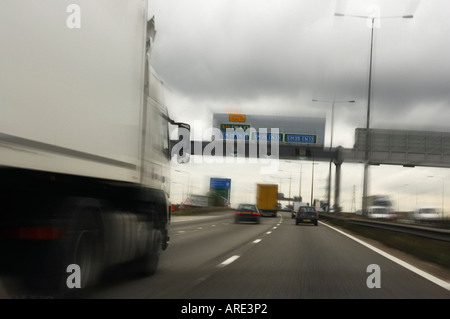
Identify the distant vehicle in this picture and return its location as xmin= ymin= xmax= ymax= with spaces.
xmin=315 ymin=207 xmax=324 ymax=213
xmin=295 ymin=206 xmax=318 ymax=226
xmin=234 ymin=204 xmax=261 ymax=224
xmin=365 ymin=195 xmax=393 ymax=214
xmin=278 ymin=205 xmax=296 ymax=218
xmin=256 ymin=184 xmax=278 ymax=217
xmin=367 ymin=195 xmax=392 ymax=207
xmin=292 ymin=201 xmax=308 ymax=218
xmin=411 ymin=206 xmax=440 ymax=222
xmin=367 ymin=206 xmax=397 ymax=219
xmin=182 ymin=194 xmax=210 ymax=208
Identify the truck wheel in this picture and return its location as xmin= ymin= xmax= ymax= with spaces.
xmin=37 ymin=203 xmax=105 ymax=298
xmin=136 ymin=228 xmax=162 ymax=276
xmin=66 ymin=206 xmax=104 ymax=293
xmin=72 ymin=228 xmax=103 ymax=289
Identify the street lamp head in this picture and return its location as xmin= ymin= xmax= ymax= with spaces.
xmin=336 ymin=12 xmax=413 ymax=20
xmin=312 ymin=98 xmax=355 ymax=103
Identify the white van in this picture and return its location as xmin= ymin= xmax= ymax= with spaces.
xmin=412 ymin=206 xmax=440 ymax=222
xmin=367 ymin=206 xmax=397 ymax=219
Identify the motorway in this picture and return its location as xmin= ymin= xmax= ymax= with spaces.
xmin=83 ymin=210 xmax=450 ymax=299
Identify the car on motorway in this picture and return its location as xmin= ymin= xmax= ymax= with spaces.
xmin=279 ymin=205 xmax=296 ymax=218
xmin=234 ymin=204 xmax=261 ymax=224
xmin=411 ymin=206 xmax=440 ymax=222
xmin=295 ymin=206 xmax=318 ymax=226
xmin=367 ymin=206 xmax=397 ymax=219
xmin=292 ymin=201 xmax=308 ymax=218
xmin=281 ymin=205 xmax=294 ymax=212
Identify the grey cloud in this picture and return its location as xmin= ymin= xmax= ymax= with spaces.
xmin=150 ymin=0 xmax=450 ymax=135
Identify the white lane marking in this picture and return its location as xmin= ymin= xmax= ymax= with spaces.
xmin=322 ymin=222 xmax=450 ymax=291
xmin=217 ymin=218 xmax=282 ymax=268
xmin=219 ymin=255 xmax=240 ymax=267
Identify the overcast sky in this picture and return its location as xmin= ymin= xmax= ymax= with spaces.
xmin=148 ymin=0 xmax=450 ymax=212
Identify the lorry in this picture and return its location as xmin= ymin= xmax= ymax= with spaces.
xmin=256 ymin=184 xmax=279 ymax=217
xmin=182 ymin=195 xmax=210 ymax=208
xmin=0 ymin=1 xmax=190 ymax=296
xmin=366 ymin=195 xmax=392 ymax=208
xmin=365 ymin=195 xmax=395 ymax=217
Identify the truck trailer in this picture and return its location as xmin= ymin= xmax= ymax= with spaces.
xmin=256 ymin=184 xmax=279 ymax=217
xmin=0 ymin=1 xmax=190 ymax=296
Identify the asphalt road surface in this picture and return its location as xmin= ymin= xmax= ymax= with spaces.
xmin=81 ymin=210 xmax=450 ymax=299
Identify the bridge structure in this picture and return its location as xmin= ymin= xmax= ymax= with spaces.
xmin=187 ymin=128 xmax=450 ymax=211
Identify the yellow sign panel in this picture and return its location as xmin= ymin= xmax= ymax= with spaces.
xmin=229 ymin=114 xmax=246 ymax=122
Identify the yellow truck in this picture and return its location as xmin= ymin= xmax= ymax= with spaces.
xmin=256 ymin=184 xmax=279 ymax=217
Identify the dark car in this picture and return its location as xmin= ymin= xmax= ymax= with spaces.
xmin=295 ymin=206 xmax=318 ymax=226
xmin=234 ymin=204 xmax=261 ymax=224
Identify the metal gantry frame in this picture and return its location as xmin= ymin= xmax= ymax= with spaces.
xmin=185 ymin=132 xmax=450 ymax=212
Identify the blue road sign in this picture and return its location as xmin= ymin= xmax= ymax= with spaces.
xmin=210 ymin=178 xmax=231 ymax=189
xmin=285 ymin=134 xmax=317 ymax=144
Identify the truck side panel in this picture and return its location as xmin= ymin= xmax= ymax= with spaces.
xmin=0 ymin=0 xmax=147 ymax=182
xmin=0 ymin=1 xmax=182 ymax=297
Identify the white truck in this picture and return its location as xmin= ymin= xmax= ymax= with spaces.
xmin=365 ymin=195 xmax=395 ymax=217
xmin=0 ymin=1 xmax=190 ymax=296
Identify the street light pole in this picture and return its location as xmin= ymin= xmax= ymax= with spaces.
xmin=335 ymin=12 xmax=413 ymax=214
xmin=310 ymin=161 xmax=318 ymax=206
xmin=312 ymin=98 xmax=355 ymax=212
xmin=279 ymin=169 xmax=293 ymax=205
xmin=428 ymin=175 xmax=445 ymax=219
xmin=285 ymin=161 xmax=303 ymax=202
xmin=299 ymin=163 xmax=302 ymax=201
xmin=175 ymin=169 xmax=190 ymax=199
